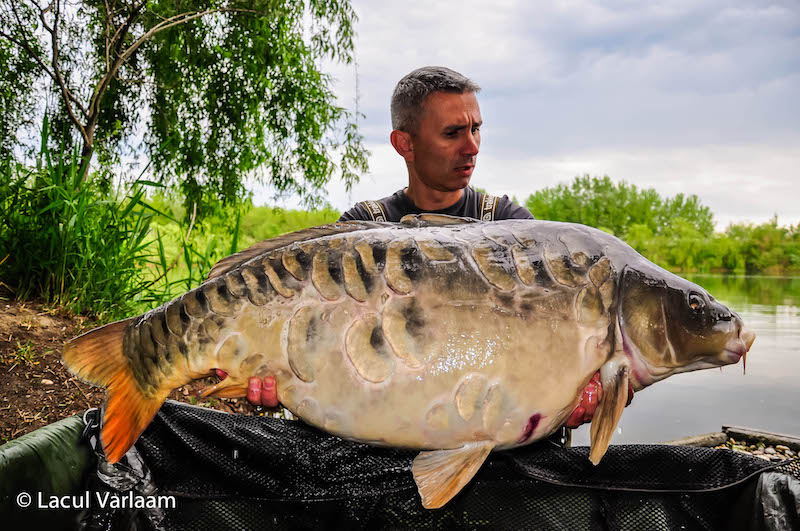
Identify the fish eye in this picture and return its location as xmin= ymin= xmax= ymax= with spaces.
xmin=688 ymin=293 xmax=704 ymax=314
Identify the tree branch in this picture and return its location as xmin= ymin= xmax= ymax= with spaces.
xmin=3 ymin=1 xmax=83 ymax=119
xmin=4 ymin=2 xmax=57 ymax=80
xmin=122 ymin=7 xmax=265 ymax=65
xmin=86 ymin=1 xmax=145 ymax=123
xmin=41 ymin=0 xmax=55 ymax=17
xmin=34 ymin=0 xmax=90 ymax=136
xmin=89 ymin=7 xmax=263 ymax=124
xmin=9 ymin=2 xmax=89 ymax=118
xmin=104 ymin=0 xmax=112 ymax=73
xmin=0 ymin=28 xmax=56 ymax=83
xmin=109 ymin=0 xmax=142 ymax=46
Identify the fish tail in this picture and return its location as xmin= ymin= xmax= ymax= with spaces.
xmin=63 ymin=318 xmax=168 ymax=463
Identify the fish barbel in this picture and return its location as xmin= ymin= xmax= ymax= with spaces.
xmin=63 ymin=214 xmax=756 ymax=508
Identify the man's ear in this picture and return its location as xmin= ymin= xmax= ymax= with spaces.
xmin=390 ymin=130 xmax=414 ymax=162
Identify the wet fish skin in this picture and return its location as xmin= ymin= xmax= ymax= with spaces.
xmin=118 ymin=220 xmax=611 ymax=446
xmin=62 ymin=215 xmax=755 ymax=508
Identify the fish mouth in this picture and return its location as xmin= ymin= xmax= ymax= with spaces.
xmin=723 ymin=328 xmax=756 ymax=364
xmin=722 ymin=340 xmax=746 ymax=362
xmin=741 ymin=328 xmax=756 ymax=350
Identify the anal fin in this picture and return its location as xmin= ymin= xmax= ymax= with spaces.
xmin=197 ymin=377 xmax=247 ymax=399
xmin=589 ymin=358 xmax=630 ymax=465
xmin=411 ymin=441 xmax=495 ymax=509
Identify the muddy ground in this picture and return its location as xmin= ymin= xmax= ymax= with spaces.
xmin=0 ymin=299 xmax=268 ymax=445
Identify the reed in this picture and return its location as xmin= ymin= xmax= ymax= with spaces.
xmin=0 ymin=124 xmax=163 ymax=320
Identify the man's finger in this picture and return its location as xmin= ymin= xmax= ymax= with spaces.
xmin=246 ymin=377 xmax=262 ymax=405
xmin=261 ymin=376 xmax=278 ymax=408
xmin=565 ymin=406 xmax=586 ymax=429
xmin=583 ymin=381 xmax=601 ymax=417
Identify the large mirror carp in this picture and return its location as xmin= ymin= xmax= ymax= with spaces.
xmin=63 ymin=214 xmax=756 ymax=508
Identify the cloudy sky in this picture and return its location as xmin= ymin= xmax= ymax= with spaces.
xmin=255 ymin=0 xmax=800 ymax=229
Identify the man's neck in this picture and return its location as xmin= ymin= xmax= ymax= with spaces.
xmin=404 ymin=182 xmax=465 ymax=211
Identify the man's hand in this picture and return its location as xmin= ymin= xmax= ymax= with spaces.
xmin=214 ymin=369 xmax=279 ymax=408
xmin=564 ymin=371 xmax=634 ymax=428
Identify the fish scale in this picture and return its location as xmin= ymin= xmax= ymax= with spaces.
xmin=120 ymin=221 xmax=597 ymax=440
xmin=62 ymin=215 xmax=756 ymax=509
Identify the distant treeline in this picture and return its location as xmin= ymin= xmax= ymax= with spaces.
xmin=525 ymin=175 xmax=800 ymax=275
xmin=1 ymin=151 xmax=797 ymax=321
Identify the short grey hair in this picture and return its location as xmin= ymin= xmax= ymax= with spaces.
xmin=390 ymin=66 xmax=481 ymax=133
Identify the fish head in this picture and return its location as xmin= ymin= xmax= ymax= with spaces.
xmin=618 ymin=265 xmax=756 ymax=388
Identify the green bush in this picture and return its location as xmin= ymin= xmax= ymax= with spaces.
xmin=0 ymin=140 xmax=158 ymax=319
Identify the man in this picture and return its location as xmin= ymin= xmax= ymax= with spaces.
xmin=227 ymin=67 xmax=627 ymax=430
xmin=339 ymin=66 xmax=533 ymax=222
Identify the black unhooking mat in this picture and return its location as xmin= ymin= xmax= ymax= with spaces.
xmin=12 ymin=400 xmax=800 ymax=530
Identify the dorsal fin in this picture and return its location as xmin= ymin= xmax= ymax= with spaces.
xmin=399 ymin=214 xmax=478 ymax=227
xmin=207 ymin=221 xmax=383 ymax=280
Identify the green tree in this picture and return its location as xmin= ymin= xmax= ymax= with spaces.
xmin=0 ymin=0 xmax=368 ymax=214
xmin=525 ymin=175 xmax=714 ymax=238
xmin=660 ymin=194 xmax=715 ymax=236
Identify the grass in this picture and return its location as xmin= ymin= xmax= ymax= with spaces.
xmin=10 ymin=340 xmax=40 ymax=367
xmin=0 ymin=123 xmax=166 ymax=320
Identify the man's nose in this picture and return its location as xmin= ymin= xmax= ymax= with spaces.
xmin=462 ymin=131 xmax=479 ymax=156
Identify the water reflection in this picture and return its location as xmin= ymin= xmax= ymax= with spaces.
xmin=572 ymin=275 xmax=800 ymax=446
xmin=688 ymin=274 xmax=800 ymax=308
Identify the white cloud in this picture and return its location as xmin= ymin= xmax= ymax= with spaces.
xmin=261 ymin=1 xmax=800 ymax=229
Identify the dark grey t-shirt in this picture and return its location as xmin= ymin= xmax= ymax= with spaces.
xmin=338 ymin=186 xmax=534 ymax=222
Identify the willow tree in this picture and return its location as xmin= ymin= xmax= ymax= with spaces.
xmin=0 ymin=0 xmax=368 ymax=210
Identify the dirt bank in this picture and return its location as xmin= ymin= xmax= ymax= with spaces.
xmin=0 ymin=300 xmax=264 ymax=445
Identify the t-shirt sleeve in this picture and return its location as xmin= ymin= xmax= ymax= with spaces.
xmin=494 ymin=195 xmax=535 ymax=220
xmin=338 ymin=203 xmax=371 ymax=221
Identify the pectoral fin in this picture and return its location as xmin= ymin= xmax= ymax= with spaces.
xmin=412 ymin=441 xmax=495 ymax=509
xmin=589 ymin=359 xmax=630 ymax=465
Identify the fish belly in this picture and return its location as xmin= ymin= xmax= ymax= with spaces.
xmin=220 ymin=284 xmax=610 ymax=451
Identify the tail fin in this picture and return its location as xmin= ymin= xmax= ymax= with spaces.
xmin=63 ymin=318 xmax=169 ymax=463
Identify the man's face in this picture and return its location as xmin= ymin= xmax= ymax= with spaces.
xmin=407 ymin=91 xmax=482 ymax=192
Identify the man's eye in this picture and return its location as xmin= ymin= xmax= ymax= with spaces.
xmin=472 ymin=126 xmax=481 ymax=133
xmin=445 ymin=131 xmax=457 ymax=137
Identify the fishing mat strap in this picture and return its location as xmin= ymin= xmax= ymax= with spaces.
xmin=358 ymin=200 xmax=387 ymax=222
xmin=479 ymin=193 xmax=498 ymax=221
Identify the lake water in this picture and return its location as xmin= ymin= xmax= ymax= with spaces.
xmin=572 ymin=275 xmax=800 ymax=446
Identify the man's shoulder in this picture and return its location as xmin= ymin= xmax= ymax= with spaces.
xmin=472 ymin=188 xmax=534 ymax=220
xmin=338 ymin=190 xmax=406 ymax=222
xmin=338 ymin=187 xmax=534 ymax=222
